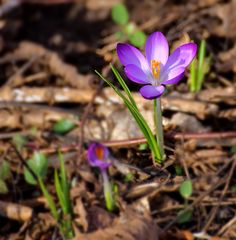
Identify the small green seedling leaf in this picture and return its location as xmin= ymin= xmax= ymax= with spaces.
xmin=0 ymin=179 xmax=8 ymax=194
xmin=12 ymin=134 xmax=27 ymax=151
xmin=175 ymin=165 xmax=184 ymax=176
xmin=53 ymin=119 xmax=76 ymax=135
xmin=0 ymin=161 xmax=11 ymax=180
xmin=177 ymin=209 xmax=193 ymax=224
xmin=231 ymin=185 xmax=236 ymax=193
xmin=231 ymin=145 xmax=236 ymax=154
xmin=129 ymin=31 xmax=146 ymax=48
xmin=139 ymin=143 xmax=148 ymax=151
xmin=179 ymin=180 xmax=193 ymax=199
xmin=111 ymin=3 xmax=129 ymax=25
xmin=24 ymin=152 xmax=48 ymax=185
xmin=124 ymin=173 xmax=134 ymax=183
xmin=124 ymin=22 xmax=135 ymax=35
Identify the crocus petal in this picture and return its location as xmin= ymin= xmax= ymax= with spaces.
xmin=161 ymin=67 xmax=185 ymax=85
xmin=145 ymin=32 xmax=169 ymax=67
xmin=139 ymin=85 xmax=165 ymax=100
xmin=164 ymin=43 xmax=197 ymax=71
xmin=117 ymin=43 xmax=149 ymax=72
xmin=125 ymin=64 xmax=150 ymax=84
xmin=92 ymin=160 xmax=111 ymax=170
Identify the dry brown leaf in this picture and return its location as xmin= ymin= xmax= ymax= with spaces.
xmin=209 ymin=0 xmax=236 ymax=38
xmin=160 ymin=230 xmax=193 ymax=240
xmin=74 ymin=198 xmax=88 ymax=232
xmin=75 ymin=207 xmax=159 ymax=240
xmin=0 ymin=200 xmax=33 ymax=221
xmin=86 ymin=206 xmax=114 ymax=231
xmin=198 ymin=87 xmax=236 ymax=105
xmin=218 ymin=44 xmax=236 ymax=73
xmin=176 ymin=230 xmax=194 ymax=240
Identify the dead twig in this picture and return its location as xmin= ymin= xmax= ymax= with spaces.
xmin=4 ymin=55 xmax=41 ymax=87
xmin=163 ymin=156 xmax=236 ymax=231
xmin=218 ymin=215 xmax=236 ymax=236
xmin=101 ymin=131 xmax=236 ymax=148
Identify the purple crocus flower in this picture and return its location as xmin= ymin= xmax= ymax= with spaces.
xmin=87 ymin=143 xmax=111 ymax=170
xmin=87 ymin=143 xmax=114 ymax=211
xmin=117 ymin=32 xmax=197 ymax=99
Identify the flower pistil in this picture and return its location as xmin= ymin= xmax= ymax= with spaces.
xmin=151 ymin=59 xmax=161 ymax=80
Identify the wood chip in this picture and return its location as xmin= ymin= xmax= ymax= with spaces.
xmin=0 ymin=200 xmax=33 ymax=221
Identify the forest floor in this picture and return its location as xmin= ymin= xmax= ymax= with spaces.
xmin=0 ymin=0 xmax=236 ymax=239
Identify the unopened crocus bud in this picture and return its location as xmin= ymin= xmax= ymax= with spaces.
xmin=87 ymin=143 xmax=115 ymax=211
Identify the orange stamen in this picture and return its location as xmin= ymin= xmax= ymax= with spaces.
xmin=95 ymin=146 xmax=104 ymax=159
xmin=151 ymin=60 xmax=161 ymax=79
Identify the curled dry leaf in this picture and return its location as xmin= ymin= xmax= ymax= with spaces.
xmin=208 ymin=0 xmax=236 ymax=38
xmin=75 ymin=207 xmax=159 ymax=240
xmin=0 ymin=41 xmax=94 ymax=89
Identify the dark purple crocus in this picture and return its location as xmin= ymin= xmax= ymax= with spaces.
xmin=87 ymin=143 xmax=114 ymax=211
xmin=117 ymin=32 xmax=197 ymax=99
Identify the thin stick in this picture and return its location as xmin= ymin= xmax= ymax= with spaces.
xmin=218 ymin=215 xmax=236 ymax=236
xmin=163 ymin=156 xmax=236 ymax=231
xmin=202 ymin=158 xmax=236 ymax=232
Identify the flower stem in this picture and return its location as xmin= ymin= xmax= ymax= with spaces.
xmin=153 ymin=98 xmax=165 ymax=162
xmin=101 ymin=170 xmax=114 ymax=211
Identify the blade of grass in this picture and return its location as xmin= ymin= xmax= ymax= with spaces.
xmin=110 ymin=64 xmax=138 ymax=109
xmin=38 ymin=177 xmax=59 ymax=221
xmin=55 ymin=170 xmax=67 ymax=214
xmin=58 ymin=152 xmax=72 ymax=214
xmin=197 ymin=39 xmax=206 ymax=91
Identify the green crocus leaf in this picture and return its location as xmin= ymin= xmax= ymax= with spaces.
xmin=0 ymin=161 xmax=11 ymax=180
xmin=179 ymin=180 xmax=193 ymax=199
xmin=177 ymin=209 xmax=193 ymax=224
xmin=111 ymin=3 xmax=129 ymax=25
xmin=0 ymin=179 xmax=8 ymax=194
xmin=53 ymin=118 xmax=76 ymax=135
xmin=129 ymin=31 xmax=147 ymax=48
xmin=24 ymin=152 xmax=48 ymax=185
xmin=231 ymin=185 xmax=236 ymax=193
xmin=231 ymin=145 xmax=236 ymax=154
